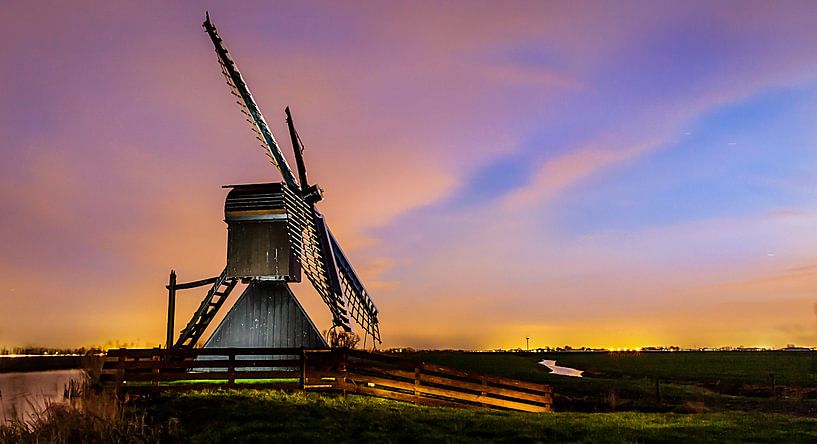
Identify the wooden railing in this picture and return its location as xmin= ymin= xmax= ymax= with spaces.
xmin=101 ymin=347 xmax=303 ymax=389
xmin=305 ymin=350 xmax=552 ymax=413
xmin=102 ymin=348 xmax=551 ymax=413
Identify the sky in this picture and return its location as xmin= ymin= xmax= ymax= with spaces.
xmin=2 ymin=1 xmax=817 ymax=350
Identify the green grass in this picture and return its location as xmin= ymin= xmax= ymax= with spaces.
xmin=139 ymin=388 xmax=817 ymax=443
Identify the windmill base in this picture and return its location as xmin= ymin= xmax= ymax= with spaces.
xmin=203 ymin=280 xmax=327 ymax=349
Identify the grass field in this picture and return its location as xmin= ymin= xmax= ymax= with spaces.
xmin=5 ymin=350 xmax=817 ymax=442
xmin=137 ymin=388 xmax=817 ymax=443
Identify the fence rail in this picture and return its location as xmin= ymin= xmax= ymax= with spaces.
xmin=101 ymin=347 xmax=303 ymax=388
xmin=301 ymin=349 xmax=551 ymax=412
xmin=101 ymin=348 xmax=551 ymax=413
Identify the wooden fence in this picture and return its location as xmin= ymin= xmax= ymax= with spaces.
xmin=102 ymin=348 xmax=551 ymax=413
xmin=101 ymin=347 xmax=303 ymax=389
xmin=304 ymin=350 xmax=551 ymax=412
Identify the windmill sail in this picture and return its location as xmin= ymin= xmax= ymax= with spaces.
xmin=203 ymin=14 xmax=299 ymax=190
xmin=329 ymin=229 xmax=381 ymax=343
xmin=282 ymin=186 xmax=353 ymax=331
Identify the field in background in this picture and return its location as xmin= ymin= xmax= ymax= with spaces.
xmin=403 ymin=351 xmax=817 ymax=415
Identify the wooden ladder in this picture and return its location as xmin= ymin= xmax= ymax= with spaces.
xmin=175 ymin=267 xmax=238 ymax=348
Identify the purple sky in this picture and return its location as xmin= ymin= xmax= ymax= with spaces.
xmin=2 ymin=1 xmax=817 ymax=349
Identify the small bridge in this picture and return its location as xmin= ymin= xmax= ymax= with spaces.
xmin=101 ymin=348 xmax=552 ymax=413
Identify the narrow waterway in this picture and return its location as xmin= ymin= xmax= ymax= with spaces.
xmin=0 ymin=369 xmax=85 ymax=424
xmin=538 ymin=360 xmax=584 ymax=377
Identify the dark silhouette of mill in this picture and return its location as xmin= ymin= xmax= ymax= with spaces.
xmin=164 ymin=14 xmax=381 ymax=352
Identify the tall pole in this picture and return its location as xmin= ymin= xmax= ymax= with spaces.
xmin=166 ymin=270 xmax=176 ymax=349
xmin=526 ymin=336 xmax=530 ymax=352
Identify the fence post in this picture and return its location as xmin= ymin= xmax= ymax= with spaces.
xmin=228 ymin=352 xmax=236 ymax=386
xmin=300 ymin=349 xmax=306 ymax=390
xmin=414 ymin=367 xmax=421 ymax=404
xmin=480 ymin=376 xmax=488 ymax=406
xmin=655 ymin=378 xmax=662 ymax=405
xmin=341 ymin=350 xmax=348 ymax=396
xmin=117 ymin=349 xmax=126 ymax=395
xmin=151 ymin=349 xmax=161 ymax=389
xmin=166 ymin=270 xmax=176 ymax=349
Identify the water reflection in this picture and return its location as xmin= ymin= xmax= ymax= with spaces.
xmin=0 ymin=370 xmax=85 ymax=424
xmin=538 ymin=360 xmax=584 ymax=377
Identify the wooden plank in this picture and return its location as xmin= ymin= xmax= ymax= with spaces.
xmin=347 ymin=362 xmax=415 ymax=380
xmin=124 ymin=381 xmax=299 ymax=394
xmin=420 ymin=363 xmax=551 ymax=394
xmin=188 ymin=347 xmax=305 ymax=356
xmin=123 ymin=370 xmax=299 ymax=382
xmin=351 ymin=371 xmax=551 ymax=408
xmin=106 ymin=347 xmax=304 ymax=359
xmin=344 ymin=350 xmax=550 ymax=394
xmin=303 ymin=382 xmax=341 ymax=389
xmin=417 ymin=373 xmax=550 ymax=404
xmin=349 ymin=384 xmax=464 ymax=408
xmin=303 ymin=369 xmax=342 ymax=388
xmin=346 ymin=360 xmax=552 ymax=404
xmin=115 ymin=359 xmax=302 ymax=370
xmin=346 ymin=373 xmax=550 ymax=413
xmin=167 ymin=276 xmax=219 ymax=290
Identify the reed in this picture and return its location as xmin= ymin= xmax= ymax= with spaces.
xmin=0 ymin=364 xmax=177 ymax=443
xmin=0 ymin=401 xmax=176 ymax=443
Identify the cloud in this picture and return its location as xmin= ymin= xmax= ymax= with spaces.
xmin=501 ymin=142 xmax=651 ymax=209
xmin=3 ymin=2 xmax=817 ymax=349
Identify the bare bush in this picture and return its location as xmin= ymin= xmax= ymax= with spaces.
xmin=323 ymin=328 xmax=360 ymax=349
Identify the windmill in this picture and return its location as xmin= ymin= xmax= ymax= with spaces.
xmin=165 ymin=13 xmax=381 ymax=351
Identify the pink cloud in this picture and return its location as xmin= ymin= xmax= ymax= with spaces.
xmin=501 ymin=142 xmax=651 ymax=209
